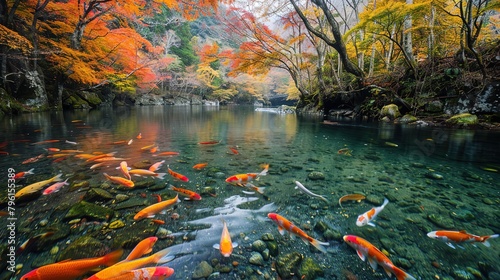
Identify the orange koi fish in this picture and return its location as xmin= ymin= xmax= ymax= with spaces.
xmin=150 ymin=146 xmax=158 ymax=153
xmin=43 ymin=178 xmax=69 ymax=195
xmin=121 ymin=237 xmax=158 ymax=262
xmin=339 ymin=193 xmax=366 ymax=208
xmin=103 ymin=173 xmax=134 ymax=188
xmin=213 ymin=220 xmax=238 ymax=257
xmin=134 ymin=194 xmax=180 ymax=220
xmin=356 ymin=198 xmax=389 ymax=227
xmin=90 ymin=162 xmax=106 ymax=170
xmin=32 ymin=139 xmax=60 ymax=145
xmin=19 ymin=249 xmax=123 ymax=280
xmin=85 ymin=152 xmax=117 ymax=162
xmin=22 ymin=154 xmax=44 ymax=164
xmin=193 ymin=163 xmax=208 ymax=170
xmin=169 ymin=185 xmax=201 ymax=200
xmin=86 ymin=248 xmax=173 ymax=280
xmin=156 ymin=151 xmax=180 ymax=156
xmin=75 ymin=153 xmax=98 ymax=160
xmin=167 ymin=165 xmax=189 ymax=182
xmin=225 ymin=164 xmax=269 ymax=186
xmin=108 ymin=140 xmax=127 ymax=145
xmin=229 ymin=147 xmax=239 ymax=155
xmin=427 ymin=230 xmax=499 ymax=249
xmin=267 ymin=213 xmax=329 ymax=253
xmin=47 ymin=153 xmax=71 ymax=158
xmin=118 ymin=161 xmax=131 ymax=180
xmin=198 ymin=140 xmax=221 ymax=145
xmin=60 ymin=149 xmax=84 ymax=153
xmin=45 ymin=147 xmax=61 ymax=152
xmin=343 ymin=235 xmax=416 ymax=280
xmin=129 ymin=169 xmax=166 ymax=179
xmin=93 ymin=157 xmax=129 ymax=162
xmin=149 ymin=160 xmax=165 ymax=172
xmin=98 ymin=266 xmax=174 ymax=280
xmin=14 ymin=168 xmax=35 ymax=180
xmin=136 ymin=133 xmax=142 ymax=139
xmin=15 ymin=174 xmax=63 ymax=198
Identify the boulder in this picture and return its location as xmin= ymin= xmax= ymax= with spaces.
xmin=445 ymin=113 xmax=478 ymax=126
xmin=380 ymin=104 xmax=401 ymax=119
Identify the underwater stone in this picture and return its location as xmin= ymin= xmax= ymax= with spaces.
xmin=65 ymin=201 xmax=114 ymax=221
xmin=113 ymin=197 xmax=148 ymax=210
xmin=265 ymin=240 xmax=279 ymax=257
xmin=111 ymin=219 xmax=159 ymax=249
xmin=451 ymin=209 xmax=475 ymax=222
xmin=313 ymin=221 xmax=329 ymax=233
xmin=69 ymin=181 xmax=89 ymax=191
xmin=261 ymin=232 xmax=275 ymax=241
xmin=249 ymin=252 xmax=264 ymax=266
xmin=251 ymin=240 xmax=267 ymax=253
xmin=427 ymin=214 xmax=455 ymax=229
xmin=299 ymin=257 xmax=324 ymax=280
xmin=261 ymin=248 xmax=270 ymax=261
xmin=307 ymin=171 xmax=325 ymax=180
xmin=466 ymin=267 xmax=483 ymax=279
xmin=108 ymin=219 xmax=125 ymax=229
xmin=83 ymin=188 xmax=114 ymax=202
xmin=323 ymin=229 xmax=342 ymax=241
xmin=451 ymin=269 xmax=475 ymax=280
xmin=58 ymin=235 xmax=109 ymax=261
xmin=445 ymin=113 xmax=478 ymax=126
xmin=276 ymin=252 xmax=303 ymax=279
xmin=425 ymin=172 xmax=443 ymax=180
xmin=115 ymin=194 xmax=129 ymax=202
xmin=411 ymin=162 xmax=425 ymax=168
xmin=399 ymin=114 xmax=418 ymax=123
xmin=482 ymin=198 xmax=494 ymax=205
xmin=192 ymin=261 xmax=213 ymax=279
xmin=133 ymin=179 xmax=155 ymax=189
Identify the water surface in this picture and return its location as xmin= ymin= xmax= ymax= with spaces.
xmin=0 ymin=105 xmax=499 ymax=279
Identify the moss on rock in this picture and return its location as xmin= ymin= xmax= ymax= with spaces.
xmin=445 ymin=113 xmax=478 ymax=126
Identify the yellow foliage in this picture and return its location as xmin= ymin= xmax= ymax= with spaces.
xmin=0 ymin=25 xmax=33 ymax=55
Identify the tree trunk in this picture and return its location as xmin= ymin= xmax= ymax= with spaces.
xmin=403 ymin=0 xmax=415 ymax=64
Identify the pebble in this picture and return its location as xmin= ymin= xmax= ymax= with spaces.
xmin=249 ymin=252 xmax=264 ymax=266
xmin=39 ymin=219 xmax=48 ymax=227
xmin=251 ymin=240 xmax=267 ymax=253
xmin=192 ymin=261 xmax=213 ymax=279
xmin=108 ymin=220 xmax=125 ymax=229
xmin=50 ymin=246 xmax=59 ymax=255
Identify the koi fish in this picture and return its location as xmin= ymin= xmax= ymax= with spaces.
xmin=45 ymin=148 xmax=61 ymax=152
xmin=103 ymin=173 xmax=134 ymax=188
xmin=136 ymin=133 xmax=142 ymax=139
xmin=198 ymin=140 xmax=221 ymax=145
xmin=225 ymin=164 xmax=269 ymax=186
xmin=193 ymin=163 xmax=208 ymax=170
xmin=156 ymin=151 xmax=180 ymax=156
xmin=356 ymin=198 xmax=389 ymax=227
xmin=43 ymin=178 xmax=69 ymax=195
xmin=150 ymin=146 xmax=158 ymax=153
xmin=32 ymin=139 xmax=60 ymax=145
xmin=427 ymin=230 xmax=499 ymax=249
xmin=294 ymin=181 xmax=329 ymax=203
xmin=134 ymin=194 xmax=180 ymax=220
xmin=120 ymin=237 xmax=158 ymax=262
xmin=98 ymin=266 xmax=174 ymax=280
xmin=141 ymin=143 xmax=157 ymax=150
xmin=65 ymin=140 xmax=78 ymax=145
xmin=128 ymin=139 xmax=133 ymax=145
xmin=19 ymin=249 xmax=123 ymax=280
xmin=22 ymin=154 xmax=44 ymax=164
xmin=267 ymin=213 xmax=329 ymax=253
xmin=167 ymin=165 xmax=189 ymax=182
xmin=129 ymin=169 xmax=166 ymax=179
xmin=241 ymin=182 xmax=266 ymax=194
xmin=90 ymin=162 xmax=106 ymax=170
xmin=229 ymin=147 xmax=239 ymax=155
xmin=338 ymin=147 xmax=352 ymax=156
xmin=118 ymin=161 xmax=131 ymax=180
xmin=339 ymin=193 xmax=366 ymax=208
xmin=86 ymin=248 xmax=174 ymax=280
xmin=15 ymin=174 xmax=63 ymax=198
xmin=213 ymin=220 xmax=238 ymax=257
xmin=85 ymin=152 xmax=117 ymax=162
xmin=384 ymin=141 xmax=398 ymax=147
xmin=93 ymin=157 xmax=129 ymax=162
xmin=343 ymin=235 xmax=416 ymax=280
xmin=60 ymin=149 xmax=84 ymax=153
xmin=149 ymin=160 xmax=165 ymax=172
xmin=169 ymin=185 xmax=201 ymax=200
xmin=14 ymin=168 xmax=35 ymax=180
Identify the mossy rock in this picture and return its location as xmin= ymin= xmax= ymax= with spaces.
xmin=276 ymin=252 xmax=303 ymax=279
xmin=57 ymin=235 xmax=110 ymax=261
xmin=299 ymin=257 xmax=324 ymax=280
xmin=380 ymin=104 xmax=401 ymax=119
xmin=445 ymin=113 xmax=478 ymax=126
xmin=64 ymin=201 xmax=114 ymax=221
xmin=400 ymin=114 xmax=418 ymax=123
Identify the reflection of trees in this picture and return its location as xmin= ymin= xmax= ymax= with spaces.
xmin=447 ymin=130 xmax=475 ymax=162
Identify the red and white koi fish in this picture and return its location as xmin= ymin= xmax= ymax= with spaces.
xmin=343 ymin=235 xmax=416 ymax=280
xmin=427 ymin=230 xmax=499 ymax=249
xmin=167 ymin=165 xmax=189 ymax=182
xmin=268 ymin=213 xmax=329 ymax=253
xmin=43 ymin=178 xmax=69 ymax=195
xmin=356 ymin=198 xmax=389 ymax=227
xmin=99 ymin=266 xmax=174 ymax=280
xmin=213 ymin=220 xmax=238 ymax=257
xmin=149 ymin=160 xmax=165 ymax=172
xmin=20 ymin=249 xmax=123 ymax=280
xmin=169 ymin=185 xmax=201 ymax=200
xmin=225 ymin=164 xmax=269 ymax=186
xmin=14 ymin=168 xmax=35 ymax=180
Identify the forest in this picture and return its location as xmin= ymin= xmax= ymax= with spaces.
xmin=0 ymin=0 xmax=499 ymax=120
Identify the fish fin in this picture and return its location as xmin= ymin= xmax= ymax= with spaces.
xmin=457 ymin=244 xmax=465 ymax=249
xmin=368 ymin=258 xmax=378 ymax=271
xmin=381 ymin=198 xmax=389 ymax=208
xmin=232 ymin=242 xmax=239 ymax=248
xmin=213 ymin=244 xmax=220 ymax=250
xmin=156 ymin=173 xmax=166 ymax=180
xmin=319 ymin=195 xmax=329 ymax=203
xmin=148 ymin=215 xmax=156 ymax=218
xmin=27 ymin=168 xmax=35 ymax=174
xmin=392 ymin=265 xmax=416 ymax=280
xmin=446 ymin=242 xmax=456 ymax=249
xmin=482 ymin=234 xmax=499 ymax=247
xmin=255 ymin=187 xmax=266 ymax=194
xmin=154 ymin=248 xmax=174 ymax=264
xmin=102 ymin=249 xmax=124 ymax=266
xmin=242 ymin=191 xmax=255 ymax=195
xmin=356 ymin=250 xmax=366 ymax=261
xmin=309 ymin=238 xmax=328 ymax=253
xmin=278 ymin=226 xmax=286 ymax=236
xmin=368 ymin=222 xmax=377 ymax=227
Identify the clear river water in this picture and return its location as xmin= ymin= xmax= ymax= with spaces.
xmin=0 ymin=105 xmax=499 ymax=280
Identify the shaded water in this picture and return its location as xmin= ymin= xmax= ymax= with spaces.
xmin=0 ymin=105 xmax=499 ymax=280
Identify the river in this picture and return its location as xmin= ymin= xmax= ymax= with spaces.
xmin=0 ymin=105 xmax=499 ymax=280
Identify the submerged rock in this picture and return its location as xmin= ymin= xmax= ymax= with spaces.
xmin=249 ymin=252 xmax=264 ymax=266
xmin=192 ymin=261 xmax=213 ymax=279
xmin=64 ymin=201 xmax=114 ymax=221
xmin=276 ymin=252 xmax=302 ymax=279
xmin=380 ymin=104 xmax=401 ymax=119
xmin=307 ymin=171 xmax=325 ymax=180
xmin=83 ymin=188 xmax=114 ymax=202
xmin=58 ymin=236 xmax=109 ymax=261
xmin=299 ymin=257 xmax=324 ymax=280
xmin=445 ymin=113 xmax=478 ymax=126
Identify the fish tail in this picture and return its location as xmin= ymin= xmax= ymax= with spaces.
xmin=392 ymin=265 xmax=416 ymax=280
xmin=309 ymin=238 xmax=329 ymax=253
xmin=319 ymin=195 xmax=330 ymax=204
xmin=156 ymin=173 xmax=166 ymax=180
xmin=255 ymin=186 xmax=266 ymax=194
xmin=102 ymin=249 xmax=124 ymax=266
xmin=27 ymin=168 xmax=35 ymax=174
xmin=481 ymin=234 xmax=499 ymax=247
xmin=154 ymin=248 xmax=175 ymax=264
xmin=259 ymin=164 xmax=269 ymax=176
xmin=382 ymin=197 xmax=389 ymax=207
xmin=51 ymin=173 xmax=63 ymax=182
